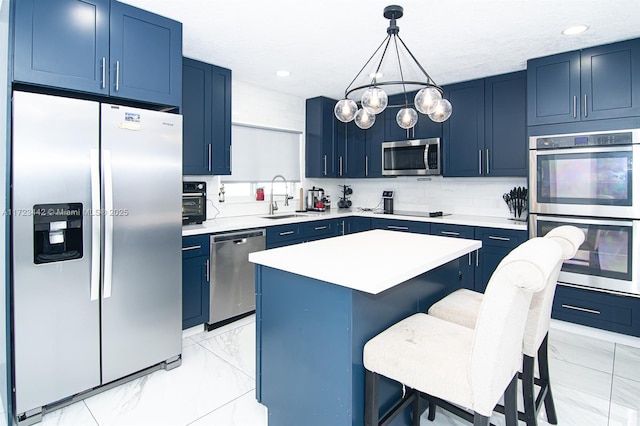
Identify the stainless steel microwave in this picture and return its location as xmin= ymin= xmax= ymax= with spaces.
xmin=382 ymin=138 xmax=441 ymax=176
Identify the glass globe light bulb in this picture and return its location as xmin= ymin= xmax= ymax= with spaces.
xmin=354 ymin=108 xmax=375 ymax=129
xmin=414 ymin=87 xmax=442 ymax=114
xmin=396 ymin=107 xmax=418 ymax=129
xmin=361 ymin=87 xmax=388 ymax=114
xmin=334 ymin=99 xmax=357 ymax=123
xmin=428 ymin=99 xmax=452 ymax=123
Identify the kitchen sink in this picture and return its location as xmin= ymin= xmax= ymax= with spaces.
xmin=262 ymin=213 xmax=310 ymax=220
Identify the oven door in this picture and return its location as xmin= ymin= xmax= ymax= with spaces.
xmin=530 ymin=214 xmax=640 ymax=296
xmin=529 ymin=144 xmax=640 ymax=218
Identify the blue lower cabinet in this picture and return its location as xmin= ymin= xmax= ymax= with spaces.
xmin=302 ymin=219 xmax=335 ymax=241
xmin=474 ymin=227 xmax=527 ymax=293
xmin=182 ymin=235 xmax=210 ymax=329
xmin=343 ymin=217 xmax=371 ymax=235
xmin=431 ymin=223 xmax=476 ymax=290
xmin=552 ymin=286 xmax=640 ymax=337
xmin=370 ymin=218 xmax=431 ymax=234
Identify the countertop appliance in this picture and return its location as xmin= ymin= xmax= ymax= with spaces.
xmin=307 ymin=186 xmax=326 ymax=212
xmin=529 ymin=129 xmax=640 ymax=296
xmin=183 ymin=181 xmax=207 ymax=225
xmin=208 ymin=229 xmax=266 ymax=329
xmin=382 ymin=190 xmax=394 ymax=214
xmin=11 ymin=91 xmax=182 ymax=424
xmin=382 ymin=138 xmax=441 ymax=176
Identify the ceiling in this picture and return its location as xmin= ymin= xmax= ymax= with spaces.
xmin=121 ymin=0 xmax=640 ymax=101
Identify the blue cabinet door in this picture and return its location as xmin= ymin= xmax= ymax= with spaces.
xmin=484 ymin=71 xmax=527 ymax=177
xmin=183 ymin=58 xmax=212 ymax=175
xmin=109 ymin=0 xmax=182 ymax=107
xmin=364 ymin=118 xmax=384 ymax=177
xmin=384 ymin=91 xmax=443 ymax=142
xmin=474 ymin=227 xmax=527 ymax=293
xmin=13 ymin=0 xmax=110 ymax=95
xmin=430 ymin=223 xmax=476 ymax=290
xmin=345 ymin=123 xmax=366 ymax=178
xmin=306 ymin=97 xmax=338 ymax=177
xmin=581 ymin=39 xmax=640 ymax=121
xmin=210 ymin=65 xmax=232 ymax=175
xmin=182 ymin=255 xmax=210 ymax=329
xmin=443 ymin=80 xmax=485 ymax=177
xmin=182 ymin=59 xmax=232 ymax=176
xmin=343 ymin=217 xmax=371 ymax=234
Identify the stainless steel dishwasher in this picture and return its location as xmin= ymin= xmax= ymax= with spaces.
xmin=208 ymin=229 xmax=266 ymax=329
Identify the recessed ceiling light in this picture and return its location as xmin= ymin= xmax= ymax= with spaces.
xmin=562 ymin=25 xmax=589 ymax=36
xmin=276 ymin=70 xmax=291 ymax=77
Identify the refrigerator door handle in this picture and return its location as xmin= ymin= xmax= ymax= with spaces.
xmin=90 ymin=149 xmax=101 ymax=301
xmin=103 ymin=150 xmax=114 ymax=299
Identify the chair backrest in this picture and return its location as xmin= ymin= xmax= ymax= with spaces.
xmin=523 ymin=225 xmax=585 ymax=356
xmin=470 ymin=238 xmax=562 ymax=415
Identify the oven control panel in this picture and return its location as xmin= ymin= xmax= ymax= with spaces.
xmin=536 ymin=131 xmax=633 ymax=149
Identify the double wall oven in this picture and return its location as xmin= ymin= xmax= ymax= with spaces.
xmin=529 ymin=129 xmax=640 ymax=296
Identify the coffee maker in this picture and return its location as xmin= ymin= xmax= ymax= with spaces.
xmin=382 ymin=190 xmax=394 ymax=214
xmin=306 ymin=186 xmax=326 ymax=212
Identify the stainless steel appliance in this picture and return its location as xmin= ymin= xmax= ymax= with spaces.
xmin=183 ymin=181 xmax=207 ymax=225
xmin=382 ymin=190 xmax=394 ymax=214
xmin=529 ymin=129 xmax=640 ymax=219
xmin=208 ymin=229 xmax=266 ymax=329
xmin=530 ymin=214 xmax=640 ymax=296
xmin=529 ymin=128 xmax=640 ymax=297
xmin=382 ymin=138 xmax=441 ymax=176
xmin=11 ymin=91 xmax=182 ymax=424
xmin=306 ymin=186 xmax=326 ymax=212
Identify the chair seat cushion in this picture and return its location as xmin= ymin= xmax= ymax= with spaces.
xmin=427 ymin=289 xmax=482 ymax=329
xmin=363 ymin=313 xmax=475 ymax=411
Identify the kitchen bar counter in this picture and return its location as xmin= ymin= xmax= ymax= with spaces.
xmin=182 ymin=209 xmax=526 ymax=236
xmin=251 ymin=230 xmax=481 ymax=426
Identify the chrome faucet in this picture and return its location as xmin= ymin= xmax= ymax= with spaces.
xmin=269 ymin=175 xmax=292 ymax=215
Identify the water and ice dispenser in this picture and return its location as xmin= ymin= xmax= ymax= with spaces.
xmin=33 ymin=203 xmax=83 ymax=264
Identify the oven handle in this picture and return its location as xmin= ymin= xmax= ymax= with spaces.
xmin=183 ymin=192 xmax=206 ymax=197
xmin=533 ymin=145 xmax=633 ymax=155
xmin=529 ymin=214 xmax=634 ymax=228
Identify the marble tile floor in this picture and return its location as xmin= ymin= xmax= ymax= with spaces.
xmin=35 ymin=316 xmax=639 ymax=426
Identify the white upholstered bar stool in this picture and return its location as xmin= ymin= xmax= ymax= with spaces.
xmin=363 ymin=238 xmax=563 ymax=426
xmin=427 ymin=225 xmax=584 ymax=426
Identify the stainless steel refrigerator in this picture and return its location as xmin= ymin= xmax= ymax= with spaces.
xmin=11 ymin=91 xmax=183 ymax=423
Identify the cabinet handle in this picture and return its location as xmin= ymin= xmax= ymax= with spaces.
xmin=101 ymin=57 xmax=106 ymax=89
xmin=115 ymin=60 xmax=120 ymax=92
xmin=387 ymin=225 xmax=409 ymax=230
xmin=279 ymin=230 xmax=295 ymax=236
xmin=182 ymin=245 xmax=202 ymax=251
xmin=440 ymin=231 xmax=460 ymax=236
xmin=478 ymin=150 xmax=482 ymax=175
xmin=205 ymin=259 xmax=210 ymax=282
xmin=339 ymin=156 xmax=343 ymax=176
xmin=485 ymin=149 xmax=490 ymax=174
xmin=584 ymin=94 xmax=588 ymax=117
xmin=208 ymin=144 xmax=212 ymax=172
xmin=468 ymin=252 xmax=472 ymax=266
xmin=365 ymin=156 xmax=369 ymax=176
xmin=476 ymin=249 xmax=479 ymax=267
xmin=573 ymin=95 xmax=577 ymax=118
xmin=561 ymin=304 xmax=600 ymax=315
xmin=323 ymin=155 xmax=327 ymax=176
xmin=314 ymin=226 xmax=327 ymax=231
xmin=488 ymin=235 xmax=510 ymax=241
xmin=228 ymin=144 xmax=232 ymax=173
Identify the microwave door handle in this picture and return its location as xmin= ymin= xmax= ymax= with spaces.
xmin=424 ymin=146 xmax=429 ymax=170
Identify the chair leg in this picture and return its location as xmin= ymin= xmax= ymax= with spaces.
xmin=504 ymin=373 xmax=519 ymax=426
xmin=365 ymin=369 xmax=379 ymax=426
xmin=412 ymin=392 xmax=422 ymax=426
xmin=538 ymin=334 xmax=558 ymax=424
xmin=522 ymin=354 xmax=537 ymax=426
xmin=427 ymin=398 xmax=437 ymax=421
xmin=473 ymin=413 xmax=490 ymax=426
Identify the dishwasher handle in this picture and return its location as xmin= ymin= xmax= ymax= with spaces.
xmin=212 ymin=229 xmax=266 ymax=244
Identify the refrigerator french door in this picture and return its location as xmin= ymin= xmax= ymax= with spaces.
xmin=11 ymin=91 xmax=182 ymax=421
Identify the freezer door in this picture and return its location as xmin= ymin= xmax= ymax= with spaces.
xmin=12 ymin=92 xmax=101 ymax=414
xmin=100 ymin=104 xmax=182 ymax=383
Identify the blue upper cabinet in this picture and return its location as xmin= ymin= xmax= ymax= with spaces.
xmin=109 ymin=1 xmax=182 ymax=107
xmin=182 ymin=58 xmax=232 ymax=175
xmin=13 ymin=0 xmax=182 ymax=108
xmin=527 ymin=39 xmax=640 ymax=125
xmin=342 ymin=117 xmax=384 ymax=178
xmin=384 ymin=92 xmax=442 ymax=142
xmin=13 ymin=0 xmax=110 ymax=95
xmin=443 ymin=79 xmax=485 ymax=177
xmin=484 ymin=71 xmax=527 ymax=177
xmin=306 ymin=97 xmax=339 ymax=177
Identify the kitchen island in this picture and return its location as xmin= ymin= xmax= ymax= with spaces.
xmin=249 ymin=230 xmax=482 ymax=426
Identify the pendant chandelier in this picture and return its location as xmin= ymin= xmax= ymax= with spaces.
xmin=334 ymin=5 xmax=452 ymax=130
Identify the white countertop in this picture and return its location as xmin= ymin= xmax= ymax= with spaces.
xmin=248 ymin=229 xmax=482 ymax=295
xmin=182 ymin=209 xmax=526 ymax=236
